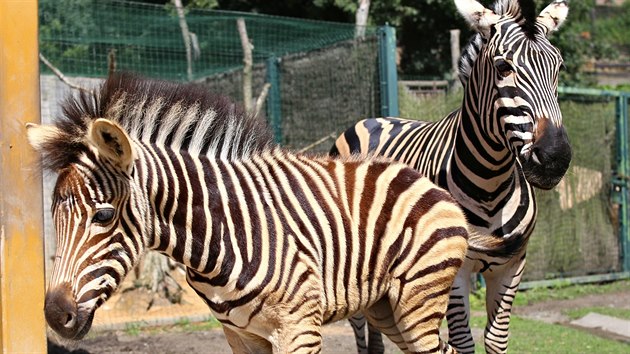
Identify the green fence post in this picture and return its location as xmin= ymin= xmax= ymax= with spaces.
xmin=266 ymin=56 xmax=282 ymax=144
xmin=377 ymin=25 xmax=399 ymax=117
xmin=618 ymin=93 xmax=630 ymax=272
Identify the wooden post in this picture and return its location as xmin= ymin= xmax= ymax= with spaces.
xmin=0 ymin=0 xmax=47 ymax=352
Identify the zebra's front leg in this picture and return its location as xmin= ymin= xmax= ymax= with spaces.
xmin=446 ymin=266 xmax=474 ymax=353
xmin=482 ymin=253 xmax=527 ymax=354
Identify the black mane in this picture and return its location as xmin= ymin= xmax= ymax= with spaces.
xmin=39 ymin=73 xmax=275 ymax=172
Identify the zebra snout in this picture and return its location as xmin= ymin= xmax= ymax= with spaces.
xmin=522 ymin=123 xmax=572 ymax=190
xmin=45 ymin=284 xmax=83 ymax=339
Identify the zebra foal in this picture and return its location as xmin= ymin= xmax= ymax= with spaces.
xmin=333 ymin=0 xmax=572 ymax=353
xmin=29 ymin=73 xmax=469 ymax=353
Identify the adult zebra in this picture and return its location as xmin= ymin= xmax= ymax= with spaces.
xmin=29 ymin=73 xmax=472 ymax=353
xmin=331 ymin=0 xmax=572 ymax=353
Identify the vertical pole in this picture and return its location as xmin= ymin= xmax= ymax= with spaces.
xmin=265 ymin=56 xmax=282 ymax=144
xmin=618 ymin=94 xmax=630 ymax=272
xmin=0 ymin=0 xmax=48 ymax=352
xmin=377 ymin=25 xmax=399 ymax=117
xmin=450 ymin=29 xmax=461 ymax=89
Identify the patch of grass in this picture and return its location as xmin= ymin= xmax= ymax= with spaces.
xmin=468 ymin=280 xmax=630 ymax=312
xmin=514 ymin=280 xmax=630 ymax=307
xmin=173 ymin=317 xmax=222 ymax=332
xmin=469 ymin=315 xmax=630 ymax=354
xmin=398 ymin=86 xmax=462 ymax=122
xmin=124 ymin=322 xmax=144 ymax=337
xmin=564 ymin=307 xmax=630 ymax=321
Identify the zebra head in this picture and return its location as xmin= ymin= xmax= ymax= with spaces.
xmin=27 ymin=118 xmax=143 ymax=339
xmin=455 ymin=0 xmax=571 ymax=190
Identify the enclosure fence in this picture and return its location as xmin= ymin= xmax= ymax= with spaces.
xmin=525 ymin=88 xmax=629 ymax=283
xmin=39 ymin=0 xmax=629 ymax=283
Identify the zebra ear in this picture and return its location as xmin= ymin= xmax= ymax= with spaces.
xmin=454 ymin=0 xmax=502 ymax=38
xmin=88 ymin=118 xmax=136 ymax=174
xmin=26 ymin=123 xmax=62 ymax=153
xmin=538 ymin=0 xmax=569 ymax=35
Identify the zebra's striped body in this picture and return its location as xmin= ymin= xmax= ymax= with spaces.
xmin=332 ymin=1 xmax=571 ymax=353
xmin=29 ymin=73 xmax=469 ymax=353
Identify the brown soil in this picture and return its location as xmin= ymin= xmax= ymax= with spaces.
xmin=47 ymin=275 xmax=630 ymax=354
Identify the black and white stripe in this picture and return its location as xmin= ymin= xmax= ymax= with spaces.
xmin=332 ymin=1 xmax=571 ymax=353
xmin=30 ymin=73 xmax=470 ymax=353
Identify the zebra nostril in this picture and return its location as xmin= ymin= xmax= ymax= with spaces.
xmin=531 ymin=151 xmax=541 ymax=165
xmin=64 ymin=312 xmax=77 ymax=328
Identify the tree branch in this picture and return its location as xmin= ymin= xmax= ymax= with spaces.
xmin=298 ymin=133 xmax=337 ymax=154
xmin=39 ymin=53 xmax=94 ymax=94
xmin=237 ymin=17 xmax=254 ymax=113
xmin=254 ymin=83 xmax=271 ymax=117
xmin=173 ymin=0 xmax=193 ymax=81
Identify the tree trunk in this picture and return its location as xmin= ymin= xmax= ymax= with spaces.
xmin=355 ymin=0 xmax=370 ymax=38
xmin=173 ymin=0 xmax=193 ymax=81
xmin=133 ymin=251 xmax=183 ymax=305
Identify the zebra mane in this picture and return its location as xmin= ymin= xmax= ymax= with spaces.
xmin=39 ymin=73 xmax=275 ymax=172
xmin=457 ymin=0 xmax=539 ymax=85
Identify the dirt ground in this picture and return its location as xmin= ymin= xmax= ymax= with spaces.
xmin=48 ymin=283 xmax=630 ymax=354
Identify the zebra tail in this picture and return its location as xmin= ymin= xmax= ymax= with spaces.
xmin=467 ymin=231 xmax=528 ymax=259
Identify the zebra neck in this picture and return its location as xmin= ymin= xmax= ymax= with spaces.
xmin=139 ymin=144 xmax=237 ymax=275
xmin=450 ymin=109 xmax=520 ymax=204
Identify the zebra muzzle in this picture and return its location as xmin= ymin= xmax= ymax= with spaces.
xmin=45 ymin=283 xmax=93 ymax=339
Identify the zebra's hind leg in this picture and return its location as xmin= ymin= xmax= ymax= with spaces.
xmin=348 ymin=313 xmax=385 ymax=354
xmin=367 ymin=322 xmax=385 ymax=353
xmin=481 ymin=253 xmax=527 ymax=354
xmin=349 ymin=314 xmax=369 ymax=354
xmin=446 ymin=267 xmax=475 ymax=353
xmin=388 ymin=277 xmax=455 ymax=354
xmin=223 ymin=325 xmax=273 ymax=354
xmin=363 ymin=297 xmax=405 ymax=353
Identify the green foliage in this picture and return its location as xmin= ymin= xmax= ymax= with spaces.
xmin=398 ymin=86 xmax=462 ymax=121
xmin=124 ymin=322 xmax=145 ymax=336
xmin=594 ymin=1 xmax=630 ymax=49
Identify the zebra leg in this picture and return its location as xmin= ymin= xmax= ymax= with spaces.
xmin=349 ymin=314 xmax=369 ymax=354
xmin=367 ymin=322 xmax=385 ymax=354
xmin=349 ymin=312 xmax=386 ymax=354
xmin=387 ymin=281 xmax=452 ymax=354
xmin=364 ymin=298 xmax=407 ymax=354
xmin=223 ymin=325 xmax=273 ymax=354
xmin=446 ymin=264 xmax=474 ymax=353
xmin=482 ymin=253 xmax=527 ymax=354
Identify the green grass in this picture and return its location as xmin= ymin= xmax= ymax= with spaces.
xmin=172 ymin=317 xmax=222 ymax=332
xmin=469 ymin=280 xmax=630 ymax=312
xmin=124 ymin=321 xmax=145 ymax=336
xmin=119 ymin=317 xmax=221 ymax=336
xmin=470 ymin=316 xmax=630 ymax=354
xmin=465 ymin=281 xmax=630 ymax=353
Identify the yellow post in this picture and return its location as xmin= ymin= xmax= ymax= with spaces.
xmin=0 ymin=0 xmax=47 ymax=352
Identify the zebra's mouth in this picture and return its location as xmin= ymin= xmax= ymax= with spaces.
xmin=45 ymin=284 xmax=98 ymax=340
xmin=72 ymin=309 xmax=95 ymax=340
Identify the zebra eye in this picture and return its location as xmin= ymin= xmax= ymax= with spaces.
xmin=93 ymin=208 xmax=115 ymax=224
xmin=495 ymin=59 xmax=515 ymax=77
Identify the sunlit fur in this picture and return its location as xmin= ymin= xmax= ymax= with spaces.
xmin=30 ymin=73 xmax=470 ymax=353
xmin=331 ymin=1 xmax=571 ymax=353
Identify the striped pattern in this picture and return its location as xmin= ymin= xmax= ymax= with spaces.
xmin=331 ymin=1 xmax=571 ymax=353
xmin=30 ymin=74 xmax=469 ymax=353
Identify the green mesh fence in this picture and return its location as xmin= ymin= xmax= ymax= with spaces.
xmin=399 ymin=89 xmax=625 ymax=281
xmin=39 ymin=0 xmax=382 ymax=152
xmin=527 ymin=95 xmax=619 ymax=281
